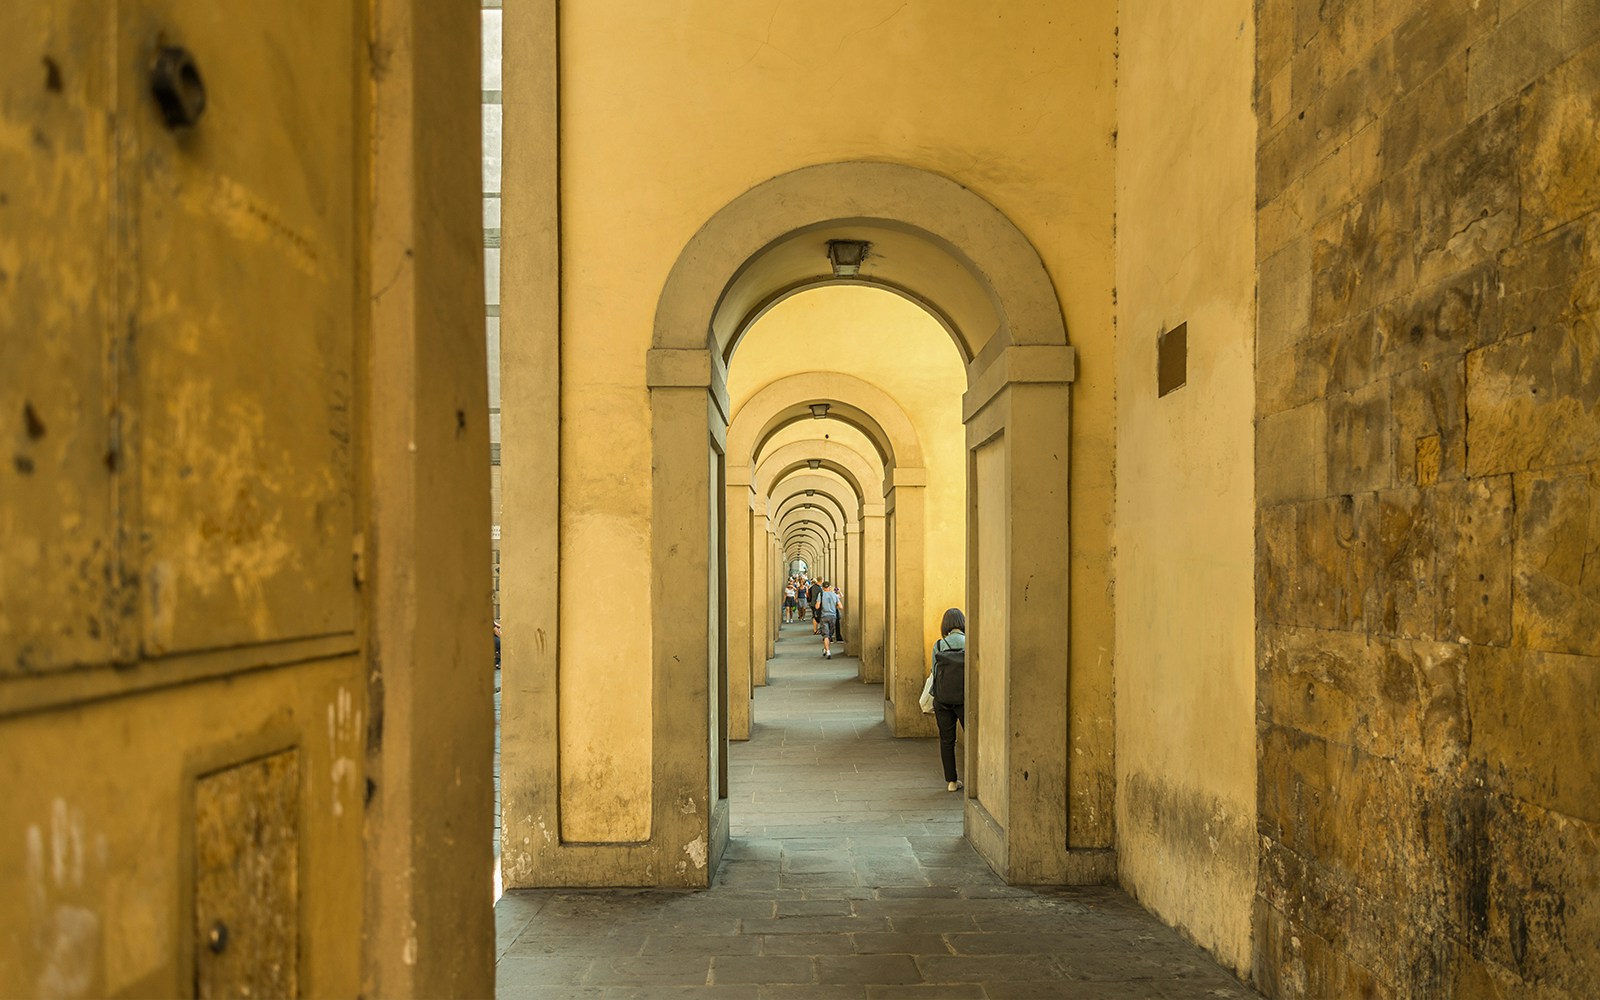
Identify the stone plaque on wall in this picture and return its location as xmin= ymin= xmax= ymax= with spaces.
xmin=1158 ymin=323 xmax=1187 ymax=397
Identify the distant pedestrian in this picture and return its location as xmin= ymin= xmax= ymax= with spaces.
xmin=817 ymin=581 xmax=844 ymax=659
xmin=928 ymin=608 xmax=965 ymax=791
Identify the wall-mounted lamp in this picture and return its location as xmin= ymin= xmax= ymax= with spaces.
xmin=807 ymin=458 xmax=822 ymax=470
xmin=809 ymin=403 xmax=830 ymax=419
xmin=826 ymin=239 xmax=870 ymax=278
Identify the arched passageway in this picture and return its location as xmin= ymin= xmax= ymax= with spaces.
xmin=503 ymin=159 xmax=1101 ymax=894
xmin=639 ymin=160 xmax=1098 ymax=888
xmin=726 ymin=369 xmax=934 ymax=739
xmin=759 ymin=428 xmax=887 ymax=668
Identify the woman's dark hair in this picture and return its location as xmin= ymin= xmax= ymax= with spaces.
xmin=940 ymin=608 xmax=965 ymax=636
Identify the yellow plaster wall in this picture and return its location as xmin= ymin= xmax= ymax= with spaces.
xmin=555 ymin=2 xmax=1116 ymax=840
xmin=1112 ymin=0 xmax=1257 ymax=974
xmin=731 ymin=288 xmax=966 ymax=654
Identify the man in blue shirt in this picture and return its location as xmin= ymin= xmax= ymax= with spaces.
xmin=817 ymin=581 xmax=844 ymax=659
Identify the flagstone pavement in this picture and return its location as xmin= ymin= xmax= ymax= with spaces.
xmin=494 ymin=621 xmax=1262 ymax=999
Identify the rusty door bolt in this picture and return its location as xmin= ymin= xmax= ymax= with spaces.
xmin=206 ymin=921 xmax=229 ymax=954
xmin=149 ymin=45 xmax=205 ymax=128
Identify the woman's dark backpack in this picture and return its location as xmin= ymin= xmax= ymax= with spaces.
xmin=931 ymin=641 xmax=965 ymax=704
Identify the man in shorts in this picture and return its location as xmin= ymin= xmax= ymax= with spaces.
xmin=817 ymin=581 xmax=844 ymax=659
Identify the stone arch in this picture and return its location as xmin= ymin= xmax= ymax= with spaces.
xmin=779 ymin=506 xmax=840 ymax=540
xmin=777 ymin=481 xmax=849 ymax=572
xmin=783 ymin=521 xmax=831 ymax=554
xmin=773 ymin=478 xmax=853 ymax=531
xmin=768 ymin=471 xmax=861 ymax=656
xmin=786 ymin=538 xmax=821 ymax=558
xmin=782 ymin=524 xmax=831 ymax=555
xmin=648 ymin=159 xmax=1086 ymax=888
xmin=653 ymin=161 xmax=1070 ymax=362
xmin=729 ymin=371 xmax=925 ymax=477
xmin=775 ymin=492 xmax=852 ymax=533
xmin=755 ymin=440 xmax=881 ymax=510
xmin=760 ymin=417 xmax=884 ymax=477
xmin=786 ymin=544 xmax=821 ymax=573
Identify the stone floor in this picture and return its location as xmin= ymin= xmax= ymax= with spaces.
xmin=494 ymin=621 xmax=1261 ymax=999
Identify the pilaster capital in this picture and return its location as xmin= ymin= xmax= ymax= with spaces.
xmin=646 ymin=348 xmax=730 ymax=423
xmin=884 ymin=467 xmax=927 ymax=491
xmin=962 ymin=344 xmax=1076 ymax=423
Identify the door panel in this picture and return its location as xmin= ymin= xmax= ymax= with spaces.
xmin=0 ymin=0 xmax=120 ymax=676
xmin=1 ymin=2 xmax=371 ymax=994
xmin=127 ymin=2 xmax=358 ymax=656
xmin=194 ymin=749 xmax=300 ymax=1000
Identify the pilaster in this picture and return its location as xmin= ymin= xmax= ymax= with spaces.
xmin=844 ymin=523 xmax=862 ymax=651
xmin=859 ymin=506 xmax=886 ymax=683
xmin=961 ymin=349 xmax=1110 ymax=885
xmin=883 ymin=476 xmax=933 ymax=737
xmin=748 ymin=503 xmax=768 ymax=693
xmin=726 ymin=478 xmax=753 ymax=741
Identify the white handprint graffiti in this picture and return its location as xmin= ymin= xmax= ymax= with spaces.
xmin=25 ymin=799 xmax=105 ymax=999
xmin=327 ymin=686 xmax=363 ymax=818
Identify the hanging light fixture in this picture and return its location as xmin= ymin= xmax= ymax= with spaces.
xmin=826 ymin=239 xmax=870 ymax=277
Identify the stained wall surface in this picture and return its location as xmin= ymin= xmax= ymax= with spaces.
xmin=542 ymin=1 xmax=1117 ymax=844
xmin=728 ymin=287 xmax=967 ymax=655
xmin=1113 ymin=0 xmax=1259 ymax=976
xmin=1253 ymin=2 xmax=1600 ymax=996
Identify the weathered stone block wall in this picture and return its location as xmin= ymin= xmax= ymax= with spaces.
xmin=1253 ymin=0 xmax=1600 ymax=996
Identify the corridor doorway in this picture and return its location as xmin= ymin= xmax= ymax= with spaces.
xmin=646 ymin=161 xmax=1099 ymax=886
xmin=499 ymin=159 xmax=1104 ymax=892
xmin=723 ymin=284 xmax=967 ymax=748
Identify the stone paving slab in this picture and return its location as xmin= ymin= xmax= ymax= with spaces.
xmin=496 ymin=622 xmax=1261 ymax=999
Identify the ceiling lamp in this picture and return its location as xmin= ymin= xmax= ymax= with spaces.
xmin=807 ymin=459 xmax=822 ymax=470
xmin=826 ymin=239 xmax=870 ymax=278
xmin=809 ymin=403 xmax=830 ymax=419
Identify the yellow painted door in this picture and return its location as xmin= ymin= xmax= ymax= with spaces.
xmin=0 ymin=0 xmax=119 ymax=676
xmin=1 ymin=3 xmax=367 ymax=995
xmin=127 ymin=1 xmax=359 ymax=657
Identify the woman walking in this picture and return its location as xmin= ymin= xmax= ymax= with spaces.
xmin=929 ymin=608 xmax=966 ymax=791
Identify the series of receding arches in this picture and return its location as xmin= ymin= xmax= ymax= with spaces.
xmin=724 ymin=369 xmax=933 ymax=741
xmin=506 ymin=159 xmax=1106 ymax=892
